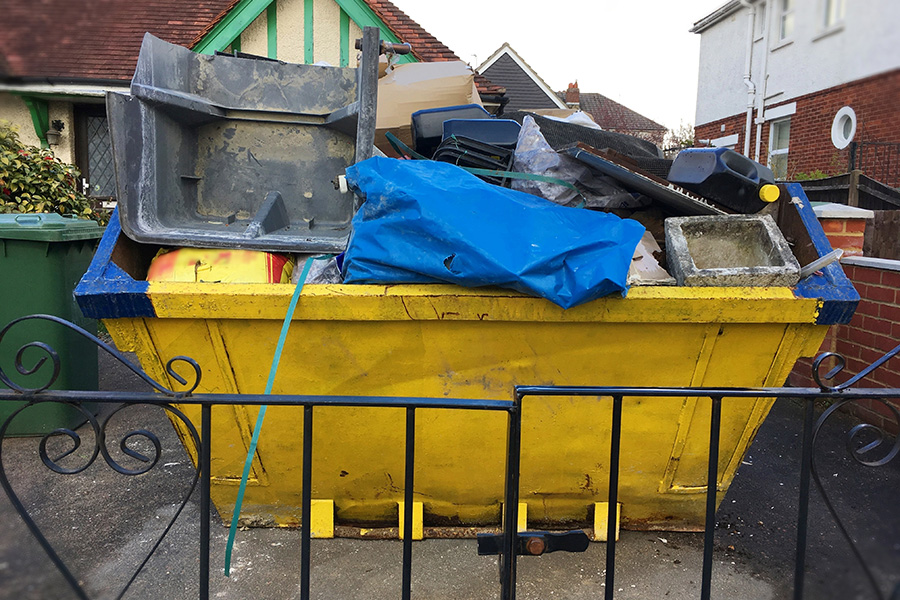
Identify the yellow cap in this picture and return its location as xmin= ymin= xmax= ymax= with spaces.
xmin=759 ymin=184 xmax=780 ymax=203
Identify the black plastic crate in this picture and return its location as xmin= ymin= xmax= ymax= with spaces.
xmin=433 ymin=136 xmax=514 ymax=186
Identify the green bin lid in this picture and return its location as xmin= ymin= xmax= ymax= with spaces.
xmin=0 ymin=213 xmax=104 ymax=242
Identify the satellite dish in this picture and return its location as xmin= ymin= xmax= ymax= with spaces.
xmin=831 ymin=106 xmax=857 ymax=150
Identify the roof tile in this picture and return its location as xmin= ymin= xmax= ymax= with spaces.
xmin=0 ymin=0 xmax=504 ymax=97
xmin=0 ymin=0 xmax=238 ymax=81
xmin=563 ymin=91 xmax=667 ymax=135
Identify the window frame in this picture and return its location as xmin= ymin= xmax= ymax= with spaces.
xmin=767 ymin=118 xmax=791 ymax=180
xmin=777 ymin=0 xmax=795 ymax=42
xmin=822 ymin=0 xmax=845 ymax=29
xmin=814 ymin=0 xmax=846 ymax=40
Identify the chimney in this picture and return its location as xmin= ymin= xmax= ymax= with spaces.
xmin=565 ymin=81 xmax=580 ymax=106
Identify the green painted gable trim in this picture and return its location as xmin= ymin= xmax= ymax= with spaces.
xmin=267 ymin=2 xmax=277 ymax=58
xmin=196 ymin=0 xmax=418 ymax=64
xmin=304 ymin=0 xmax=314 ymax=63
xmin=339 ymin=9 xmax=350 ymax=67
xmin=21 ymin=96 xmax=50 ymax=149
xmin=333 ymin=0 xmax=416 ymax=64
xmin=194 ymin=0 xmax=275 ymax=54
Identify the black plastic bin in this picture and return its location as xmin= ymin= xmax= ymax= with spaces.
xmin=411 ymin=104 xmax=490 ymax=158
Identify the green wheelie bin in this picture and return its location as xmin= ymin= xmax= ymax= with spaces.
xmin=0 ymin=213 xmax=104 ymax=435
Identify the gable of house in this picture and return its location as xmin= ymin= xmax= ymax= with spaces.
xmin=478 ymin=44 xmax=566 ymax=113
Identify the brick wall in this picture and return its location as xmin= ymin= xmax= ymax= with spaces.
xmin=790 ymin=260 xmax=900 ymax=434
xmin=694 ymin=69 xmax=900 ymax=185
xmin=818 ymin=217 xmax=866 ymax=256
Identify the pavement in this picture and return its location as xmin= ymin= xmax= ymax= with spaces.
xmin=1 ymin=347 xmax=898 ymax=599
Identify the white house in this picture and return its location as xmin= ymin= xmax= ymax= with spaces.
xmin=691 ymin=0 xmax=900 ymax=184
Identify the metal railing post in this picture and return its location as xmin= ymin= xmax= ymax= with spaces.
xmin=700 ymin=396 xmax=722 ymax=600
xmin=401 ymin=407 xmax=416 ymax=600
xmin=200 ymin=404 xmax=211 ymax=600
xmin=501 ymin=397 xmax=522 ymax=600
xmin=604 ymin=395 xmax=623 ymax=600
xmin=793 ymin=398 xmax=815 ymax=600
xmin=300 ymin=405 xmax=313 ymax=599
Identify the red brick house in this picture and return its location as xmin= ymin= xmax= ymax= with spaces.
xmin=691 ymin=0 xmax=900 ymax=186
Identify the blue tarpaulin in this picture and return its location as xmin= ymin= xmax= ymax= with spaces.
xmin=342 ymin=157 xmax=645 ymax=308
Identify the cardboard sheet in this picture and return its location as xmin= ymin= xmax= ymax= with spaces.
xmin=375 ymin=61 xmax=481 ymax=154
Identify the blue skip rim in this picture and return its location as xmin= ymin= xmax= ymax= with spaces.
xmin=75 ymin=208 xmax=155 ymax=319
xmin=787 ymin=183 xmax=859 ymax=324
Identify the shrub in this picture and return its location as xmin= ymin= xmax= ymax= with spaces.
xmin=791 ymin=169 xmax=830 ymax=181
xmin=0 ymin=120 xmax=108 ymax=224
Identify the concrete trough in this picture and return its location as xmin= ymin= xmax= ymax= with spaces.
xmin=665 ymin=214 xmax=801 ymax=287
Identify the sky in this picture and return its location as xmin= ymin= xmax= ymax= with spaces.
xmin=394 ymin=0 xmax=728 ymax=133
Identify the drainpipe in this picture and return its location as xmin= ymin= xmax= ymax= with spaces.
xmin=739 ymin=0 xmax=756 ymax=157
xmin=755 ymin=0 xmax=774 ymax=163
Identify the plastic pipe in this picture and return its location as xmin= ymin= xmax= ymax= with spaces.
xmin=739 ymin=0 xmax=757 ymax=157
xmin=800 ymin=249 xmax=844 ymax=280
xmin=754 ymin=0 xmax=774 ymax=163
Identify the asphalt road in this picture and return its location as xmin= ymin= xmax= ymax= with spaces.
xmin=0 ymin=348 xmax=897 ymax=599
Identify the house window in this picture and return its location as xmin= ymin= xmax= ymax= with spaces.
xmin=768 ymin=119 xmax=791 ymax=180
xmin=756 ymin=2 xmax=768 ymax=38
xmin=74 ymin=105 xmax=116 ymax=198
xmin=778 ymin=0 xmax=795 ymax=40
xmin=823 ymin=0 xmax=845 ymax=28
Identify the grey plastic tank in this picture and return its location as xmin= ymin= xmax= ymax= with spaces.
xmin=667 ymin=148 xmax=777 ymax=214
xmin=107 ymin=29 xmax=380 ymax=253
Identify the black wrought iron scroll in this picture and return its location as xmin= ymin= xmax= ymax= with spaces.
xmin=807 ymin=347 xmax=900 ymax=600
xmin=0 ymin=314 xmax=204 ymax=600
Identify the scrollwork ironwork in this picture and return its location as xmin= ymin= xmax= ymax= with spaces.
xmin=0 ymin=314 xmax=206 ymax=600
xmin=0 ymin=314 xmax=202 ymax=396
xmin=0 ymin=337 xmax=61 ymax=393
xmin=810 ymin=346 xmax=900 ymax=600
xmin=1 ymin=401 xmax=202 ymax=600
xmin=812 ymin=341 xmax=900 ymax=392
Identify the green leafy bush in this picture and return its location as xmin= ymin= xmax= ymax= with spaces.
xmin=0 ymin=120 xmax=108 ymax=224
